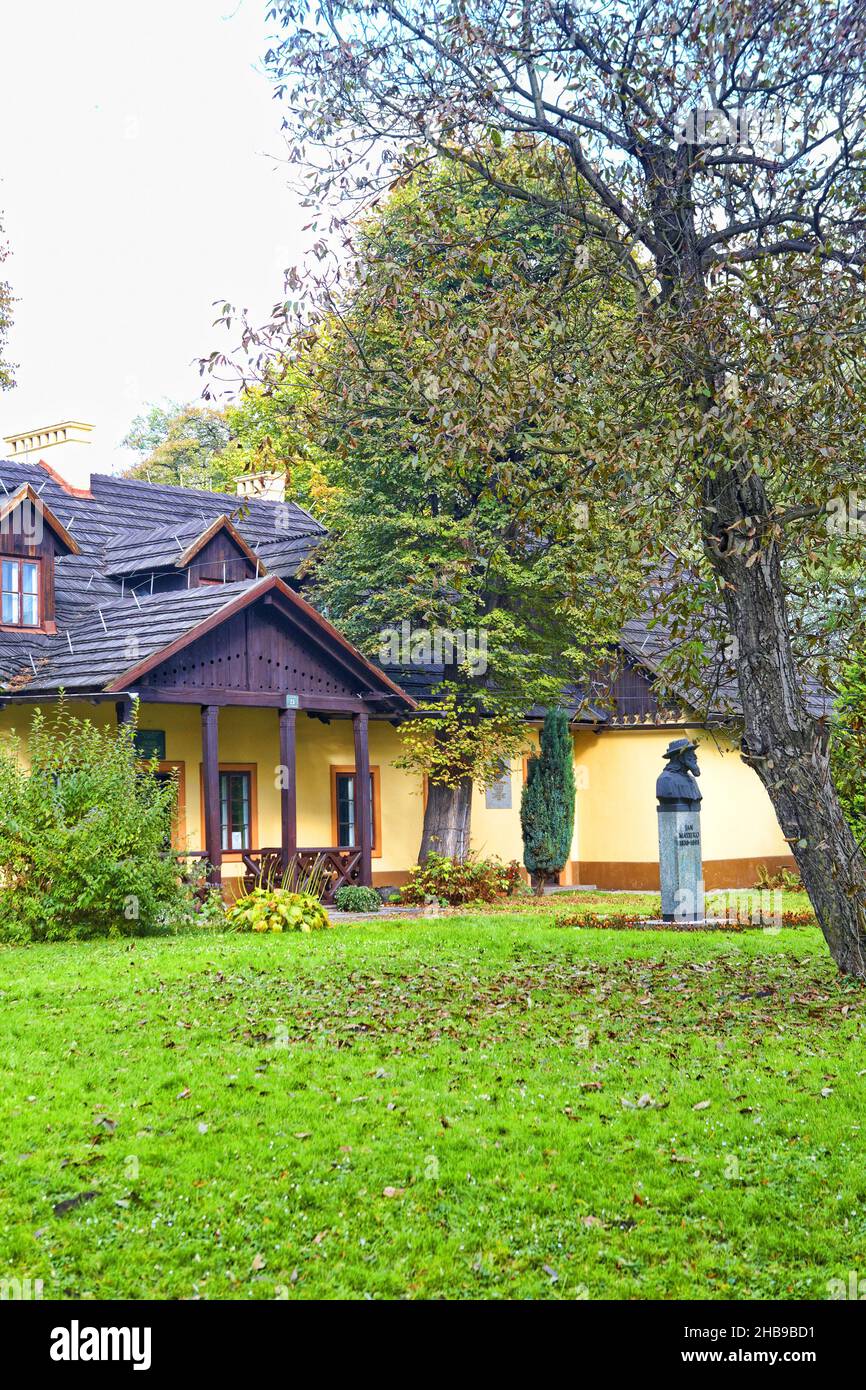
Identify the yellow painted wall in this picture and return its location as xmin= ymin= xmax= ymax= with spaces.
xmin=0 ymin=701 xmax=427 ymax=883
xmin=0 ymin=701 xmax=791 ymax=884
xmin=574 ymin=727 xmax=790 ymax=864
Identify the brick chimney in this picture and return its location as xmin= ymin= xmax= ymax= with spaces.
xmin=236 ymin=470 xmax=286 ymax=503
xmin=3 ymin=420 xmax=95 ymax=495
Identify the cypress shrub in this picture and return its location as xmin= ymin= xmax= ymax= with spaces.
xmin=520 ymin=708 xmax=575 ymax=892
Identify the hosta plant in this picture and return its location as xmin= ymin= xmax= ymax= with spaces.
xmin=227 ymin=886 xmax=332 ymax=934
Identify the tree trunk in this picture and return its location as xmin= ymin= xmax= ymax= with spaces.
xmin=704 ymin=463 xmax=866 ymax=976
xmin=418 ymin=778 xmax=473 ymax=863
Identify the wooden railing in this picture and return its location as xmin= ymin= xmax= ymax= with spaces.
xmin=240 ymin=847 xmax=364 ymax=904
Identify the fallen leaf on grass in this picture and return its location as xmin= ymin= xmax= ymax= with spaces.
xmin=53 ymin=1191 xmax=97 ymax=1217
xmin=622 ymin=1093 xmax=668 ymax=1110
xmin=692 ymin=1100 xmax=712 ymax=1111
xmin=251 ymin=1253 xmax=266 ymax=1271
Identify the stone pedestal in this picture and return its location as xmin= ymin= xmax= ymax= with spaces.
xmin=657 ymin=804 xmax=704 ymax=921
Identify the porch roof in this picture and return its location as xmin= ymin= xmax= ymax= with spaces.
xmin=7 ymin=574 xmax=416 ymax=712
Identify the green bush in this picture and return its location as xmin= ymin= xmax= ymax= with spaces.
xmin=333 ymin=885 xmax=382 ymax=913
xmin=0 ymin=704 xmax=189 ymax=942
xmin=227 ymin=886 xmax=332 ymax=933
xmin=398 ymin=852 xmax=523 ymax=907
xmin=831 ymin=647 xmax=866 ymax=845
xmin=520 ymin=708 xmax=575 ymax=890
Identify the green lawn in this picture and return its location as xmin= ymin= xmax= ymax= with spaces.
xmin=1 ymin=899 xmax=865 ymax=1300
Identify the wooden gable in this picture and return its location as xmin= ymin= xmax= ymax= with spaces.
xmin=184 ymin=527 xmax=260 ymax=586
xmin=143 ymin=603 xmax=358 ymax=701
xmin=0 ymin=484 xmax=80 ymax=558
xmin=0 ymin=484 xmax=81 ymax=632
xmin=584 ymin=650 xmax=681 ymax=725
xmin=117 ymin=577 xmax=414 ymax=714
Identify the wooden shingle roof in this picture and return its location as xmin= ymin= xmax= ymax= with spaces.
xmin=0 ymin=459 xmax=326 ymax=695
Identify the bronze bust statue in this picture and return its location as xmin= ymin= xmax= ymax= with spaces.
xmin=656 ymin=738 xmax=702 ymax=810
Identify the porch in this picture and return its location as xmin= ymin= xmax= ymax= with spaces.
xmin=239 ymin=846 xmax=364 ymax=903
xmin=103 ymin=575 xmax=417 ymax=901
xmin=120 ymin=698 xmax=384 ymax=902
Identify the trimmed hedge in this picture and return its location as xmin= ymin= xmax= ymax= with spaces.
xmin=333 ymin=885 xmax=382 ymax=913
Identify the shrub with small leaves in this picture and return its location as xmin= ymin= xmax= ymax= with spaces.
xmin=0 ymin=703 xmax=188 ymax=942
xmin=398 ymin=852 xmax=523 ymax=907
xmin=226 ymin=886 xmax=332 ymax=933
xmin=333 ymin=885 xmax=382 ymax=913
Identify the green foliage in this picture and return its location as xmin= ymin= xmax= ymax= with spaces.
xmin=0 ymin=705 xmax=187 ymax=942
xmin=121 ymin=401 xmax=245 ymax=492
xmin=394 ymin=688 xmax=528 ymax=790
xmin=0 ymin=210 xmax=14 ymax=392
xmin=333 ymin=885 xmax=382 ymax=913
xmin=754 ymin=864 xmax=804 ymax=893
xmin=179 ymin=859 xmax=228 ymax=930
xmin=227 ymin=157 xmax=635 ymax=790
xmin=226 ymin=886 xmax=332 ymax=933
xmin=830 ymin=647 xmax=866 ymax=848
xmin=225 ymin=364 xmax=340 ymax=518
xmin=398 ymin=851 xmax=523 ymax=906
xmin=520 ymin=709 xmax=576 ymax=884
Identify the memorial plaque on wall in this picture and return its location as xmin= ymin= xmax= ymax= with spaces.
xmin=134 ymin=729 xmax=166 ymax=762
xmin=485 ymin=761 xmax=513 ymax=809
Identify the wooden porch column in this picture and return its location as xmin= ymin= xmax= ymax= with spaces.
xmin=201 ymin=704 xmax=222 ymax=887
xmin=115 ymin=697 xmax=135 ymax=728
xmin=278 ymin=707 xmax=297 ymax=867
xmin=353 ymin=711 xmax=373 ymax=887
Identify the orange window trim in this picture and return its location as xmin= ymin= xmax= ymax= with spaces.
xmin=198 ymin=762 xmax=258 ymax=861
xmin=146 ymin=759 xmax=187 ymax=851
xmin=0 ymin=555 xmax=46 ymax=632
xmin=330 ymin=764 xmax=382 ymax=859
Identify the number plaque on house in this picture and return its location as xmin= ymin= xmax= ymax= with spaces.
xmin=656 ymin=738 xmax=704 ymax=922
xmin=285 ymin=693 xmax=299 ymax=709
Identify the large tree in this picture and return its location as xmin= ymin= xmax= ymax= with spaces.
xmin=230 ymin=160 xmax=634 ymax=860
xmin=121 ymin=401 xmax=245 ymax=491
xmin=0 ymin=211 xmax=15 ymax=392
xmin=264 ymin=1 xmax=866 ymax=974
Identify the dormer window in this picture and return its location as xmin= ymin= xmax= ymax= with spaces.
xmin=1 ymin=558 xmax=40 ymax=627
xmin=0 ymin=483 xmax=81 ymax=633
xmin=104 ymin=514 xmax=262 ymax=593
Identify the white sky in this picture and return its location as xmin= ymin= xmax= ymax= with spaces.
xmin=0 ymin=0 xmax=304 ymax=472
